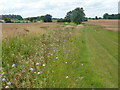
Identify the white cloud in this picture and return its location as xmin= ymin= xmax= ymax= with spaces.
xmin=0 ymin=0 xmax=119 ymax=18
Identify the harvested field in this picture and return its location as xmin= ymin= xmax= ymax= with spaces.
xmin=2 ymin=22 xmax=61 ymax=39
xmin=83 ymin=19 xmax=118 ymax=31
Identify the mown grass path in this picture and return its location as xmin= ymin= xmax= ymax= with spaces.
xmin=2 ymin=23 xmax=118 ymax=88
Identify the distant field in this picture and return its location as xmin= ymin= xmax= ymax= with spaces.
xmin=2 ymin=22 xmax=118 ymax=88
xmin=2 ymin=22 xmax=61 ymax=39
xmin=83 ymin=19 xmax=118 ymax=31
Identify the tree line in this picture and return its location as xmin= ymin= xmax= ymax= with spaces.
xmin=103 ymin=13 xmax=120 ymax=19
xmin=1 ymin=15 xmax=23 ymax=20
xmin=25 ymin=14 xmax=52 ymax=22
xmin=1 ymin=9 xmax=119 ymax=24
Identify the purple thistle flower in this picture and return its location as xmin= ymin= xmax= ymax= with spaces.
xmin=56 ymin=57 xmax=58 ymax=59
xmin=2 ymin=72 xmax=4 ymax=75
xmin=12 ymin=64 xmax=15 ymax=67
xmin=5 ymin=86 xmax=9 ymax=89
xmin=66 ymin=76 xmax=68 ymax=78
xmin=36 ymin=63 xmax=39 ymax=65
xmin=2 ymin=78 xmax=6 ymax=81
xmin=38 ymin=72 xmax=40 ymax=75
xmin=30 ymin=68 xmax=33 ymax=71
xmin=7 ymin=82 xmax=11 ymax=85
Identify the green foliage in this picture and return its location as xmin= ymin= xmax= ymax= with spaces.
xmin=103 ymin=13 xmax=120 ymax=19
xmin=2 ymin=15 xmax=23 ymax=20
xmin=43 ymin=14 xmax=52 ymax=22
xmin=70 ymin=7 xmax=85 ymax=24
xmin=29 ymin=17 xmax=34 ymax=22
xmin=4 ymin=18 xmax=13 ymax=23
xmin=95 ymin=16 xmax=98 ymax=20
xmin=40 ymin=16 xmax=45 ymax=21
xmin=65 ymin=11 xmax=72 ymax=23
xmin=25 ymin=17 xmax=41 ymax=22
xmin=57 ymin=19 xmax=66 ymax=22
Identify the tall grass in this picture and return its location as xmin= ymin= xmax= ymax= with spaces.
xmin=2 ymin=23 xmax=118 ymax=88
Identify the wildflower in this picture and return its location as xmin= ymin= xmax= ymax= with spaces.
xmin=7 ymin=82 xmax=11 ymax=85
xmin=38 ymin=72 xmax=40 ymax=75
xmin=68 ymin=50 xmax=70 ymax=51
xmin=5 ymin=86 xmax=9 ymax=89
xmin=66 ymin=76 xmax=68 ymax=78
xmin=2 ymin=78 xmax=6 ymax=81
xmin=56 ymin=57 xmax=58 ymax=59
xmin=65 ymin=62 xmax=67 ymax=64
xmin=36 ymin=63 xmax=39 ymax=65
xmin=12 ymin=64 xmax=15 ymax=67
xmin=60 ymin=44 xmax=62 ymax=45
xmin=81 ymin=64 xmax=83 ymax=66
xmin=43 ymin=64 xmax=45 ymax=66
xmin=2 ymin=72 xmax=4 ymax=75
xmin=51 ymin=54 xmax=53 ymax=56
xmin=30 ymin=68 xmax=33 ymax=71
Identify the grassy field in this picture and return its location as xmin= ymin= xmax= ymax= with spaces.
xmin=2 ymin=22 xmax=118 ymax=88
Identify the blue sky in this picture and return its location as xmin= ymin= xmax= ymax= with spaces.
xmin=0 ymin=0 xmax=119 ymax=18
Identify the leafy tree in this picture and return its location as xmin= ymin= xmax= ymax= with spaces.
xmin=99 ymin=17 xmax=102 ymax=19
xmin=70 ymin=7 xmax=85 ymax=24
xmin=29 ymin=17 xmax=34 ymax=22
xmin=40 ymin=16 xmax=45 ymax=21
xmin=95 ymin=16 xmax=98 ymax=20
xmin=103 ymin=13 xmax=109 ymax=19
xmin=4 ymin=18 xmax=13 ymax=23
xmin=65 ymin=11 xmax=72 ymax=23
xmin=43 ymin=14 xmax=52 ymax=22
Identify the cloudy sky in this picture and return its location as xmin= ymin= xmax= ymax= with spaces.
xmin=0 ymin=0 xmax=119 ymax=18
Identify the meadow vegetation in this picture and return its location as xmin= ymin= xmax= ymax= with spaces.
xmin=2 ymin=23 xmax=118 ymax=88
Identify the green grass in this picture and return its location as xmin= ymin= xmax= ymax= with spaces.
xmin=2 ymin=23 xmax=118 ymax=88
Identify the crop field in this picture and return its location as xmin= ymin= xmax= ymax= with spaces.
xmin=84 ymin=19 xmax=118 ymax=31
xmin=1 ymin=21 xmax=118 ymax=88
